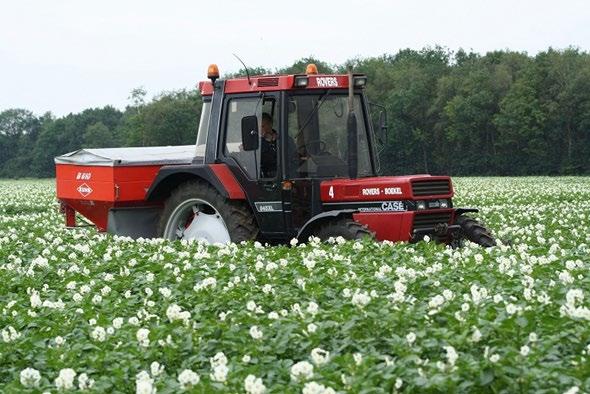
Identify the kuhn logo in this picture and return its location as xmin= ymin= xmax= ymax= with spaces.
xmin=77 ymin=183 xmax=93 ymax=197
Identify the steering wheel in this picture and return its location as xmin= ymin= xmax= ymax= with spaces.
xmin=297 ymin=139 xmax=328 ymax=156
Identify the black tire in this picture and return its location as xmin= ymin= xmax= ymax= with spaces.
xmin=454 ymin=215 xmax=496 ymax=247
xmin=158 ymin=181 xmax=258 ymax=243
xmin=314 ymin=217 xmax=375 ymax=241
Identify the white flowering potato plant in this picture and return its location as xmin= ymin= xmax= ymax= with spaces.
xmin=0 ymin=178 xmax=589 ymax=393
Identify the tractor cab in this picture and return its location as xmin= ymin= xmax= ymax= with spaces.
xmin=193 ymin=65 xmax=385 ymax=241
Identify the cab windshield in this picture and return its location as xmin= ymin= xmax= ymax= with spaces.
xmin=287 ymin=92 xmax=373 ymax=178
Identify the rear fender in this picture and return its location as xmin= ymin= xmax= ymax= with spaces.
xmin=297 ymin=209 xmax=356 ymax=241
xmin=146 ymin=164 xmax=245 ymax=202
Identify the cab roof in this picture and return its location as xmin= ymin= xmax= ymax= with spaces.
xmin=198 ymin=74 xmax=364 ymax=96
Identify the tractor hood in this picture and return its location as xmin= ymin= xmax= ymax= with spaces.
xmin=320 ymin=175 xmax=454 ymax=202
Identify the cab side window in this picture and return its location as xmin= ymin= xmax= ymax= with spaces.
xmin=224 ymin=97 xmax=277 ymax=180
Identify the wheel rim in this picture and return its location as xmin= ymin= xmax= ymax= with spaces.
xmin=163 ymin=198 xmax=231 ymax=244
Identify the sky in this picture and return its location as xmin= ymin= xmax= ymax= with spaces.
xmin=1 ymin=0 xmax=589 ymax=116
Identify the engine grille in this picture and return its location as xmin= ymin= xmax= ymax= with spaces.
xmin=412 ymin=212 xmax=452 ymax=232
xmin=412 ymin=179 xmax=451 ymax=196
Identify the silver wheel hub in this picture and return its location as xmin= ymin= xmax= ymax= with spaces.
xmin=164 ymin=198 xmax=231 ymax=244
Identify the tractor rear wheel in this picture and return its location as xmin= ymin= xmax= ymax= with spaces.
xmin=158 ymin=181 xmax=258 ymax=243
xmin=314 ymin=217 xmax=375 ymax=241
xmin=454 ymin=215 xmax=496 ymax=248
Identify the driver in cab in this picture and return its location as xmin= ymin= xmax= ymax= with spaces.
xmin=260 ymin=112 xmax=298 ymax=178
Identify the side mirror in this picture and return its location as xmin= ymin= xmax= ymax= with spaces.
xmin=378 ymin=110 xmax=388 ymax=143
xmin=241 ymin=115 xmax=259 ymax=151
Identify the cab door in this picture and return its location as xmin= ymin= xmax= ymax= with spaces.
xmin=220 ymin=92 xmax=287 ymax=240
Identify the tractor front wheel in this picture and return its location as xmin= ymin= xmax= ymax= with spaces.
xmin=158 ymin=181 xmax=258 ymax=243
xmin=453 ymin=215 xmax=496 ymax=248
xmin=314 ymin=217 xmax=375 ymax=241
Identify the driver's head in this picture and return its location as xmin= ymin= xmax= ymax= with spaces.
xmin=260 ymin=112 xmax=274 ymax=138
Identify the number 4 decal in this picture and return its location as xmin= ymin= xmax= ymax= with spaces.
xmin=329 ymin=186 xmax=334 ymax=199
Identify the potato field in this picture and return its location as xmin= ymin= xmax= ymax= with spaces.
xmin=0 ymin=178 xmax=589 ymax=393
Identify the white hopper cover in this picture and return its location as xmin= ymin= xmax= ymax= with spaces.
xmin=54 ymin=145 xmax=198 ymax=167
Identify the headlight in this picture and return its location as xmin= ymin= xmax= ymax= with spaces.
xmin=294 ymin=76 xmax=308 ymax=87
xmin=416 ymin=201 xmax=426 ymax=210
xmin=353 ymin=76 xmax=367 ymax=87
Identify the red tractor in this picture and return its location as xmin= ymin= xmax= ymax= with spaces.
xmin=55 ymin=64 xmax=495 ymax=247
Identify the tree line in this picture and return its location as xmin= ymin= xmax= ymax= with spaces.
xmin=1 ymin=47 xmax=589 ymax=178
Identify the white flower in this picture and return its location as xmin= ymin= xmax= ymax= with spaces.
xmin=395 ymin=378 xmax=403 ymax=389
xmin=290 ymin=360 xmax=314 ymax=381
xmin=268 ymin=311 xmax=279 ymax=320
xmin=246 ymin=301 xmax=257 ymax=312
xmin=210 ymin=364 xmax=229 ymax=383
xmin=262 ymin=284 xmax=273 ymax=294
xmin=307 ymin=323 xmax=318 ymax=334
xmin=158 ymin=287 xmax=172 ymax=298
xmin=290 ymin=238 xmax=299 ymax=246
xmin=113 ymin=317 xmax=124 ymax=329
xmin=249 ymin=325 xmax=263 ymax=339
xmin=150 ymin=361 xmax=164 ymax=377
xmin=92 ymin=294 xmax=102 ymax=304
xmin=136 ymin=328 xmax=150 ymax=347
xmin=136 ymin=371 xmax=155 ymax=394
xmin=520 ymin=345 xmax=530 ymax=356
xmin=307 ymin=302 xmax=319 ymax=315
xmin=528 ymin=332 xmax=538 ymax=342
xmin=177 ymin=369 xmax=200 ymax=389
xmin=471 ymin=328 xmax=482 ymax=342
xmin=194 ymin=277 xmax=217 ymax=291
xmin=55 ymin=368 xmax=77 ymax=390
xmin=55 ymin=336 xmax=65 ymax=346
xmin=489 ymin=354 xmax=500 ymax=363
xmin=78 ymin=373 xmax=94 ymax=390
xmin=91 ymin=326 xmax=106 ymax=342
xmin=429 ymin=294 xmax=445 ymax=309
xmin=310 ymin=347 xmax=330 ymax=365
xmin=244 ymin=374 xmax=266 ymax=394
xmin=242 ymin=355 xmax=251 ymax=363
xmin=30 ymin=291 xmax=42 ymax=308
xmin=302 ymin=381 xmax=336 ymax=394
xmin=353 ymin=352 xmax=363 ymax=366
xmin=2 ymin=326 xmax=21 ymax=343
xmin=506 ymin=303 xmax=518 ymax=315
xmin=406 ymin=332 xmax=416 ymax=345
xmin=443 ymin=346 xmax=458 ymax=366
xmin=20 ymin=368 xmax=41 ymax=388
xmin=351 ymin=290 xmax=371 ymax=308
xmin=564 ymin=387 xmax=580 ymax=394
xmin=210 ymin=352 xmax=228 ymax=367
xmin=442 ymin=289 xmax=454 ymax=300
xmin=166 ymin=304 xmax=191 ymax=324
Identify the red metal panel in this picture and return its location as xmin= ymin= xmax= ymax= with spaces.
xmin=208 ymin=164 xmax=246 ymax=199
xmin=56 ymin=164 xmax=163 ymax=232
xmin=320 ymin=175 xmax=453 ymax=203
xmin=198 ymin=74 xmax=354 ymax=96
xmin=56 ymin=165 xmax=116 ymax=201
xmin=353 ymin=212 xmax=415 ymax=242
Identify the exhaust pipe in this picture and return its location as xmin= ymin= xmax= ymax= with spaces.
xmin=347 ymin=67 xmax=358 ymax=179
